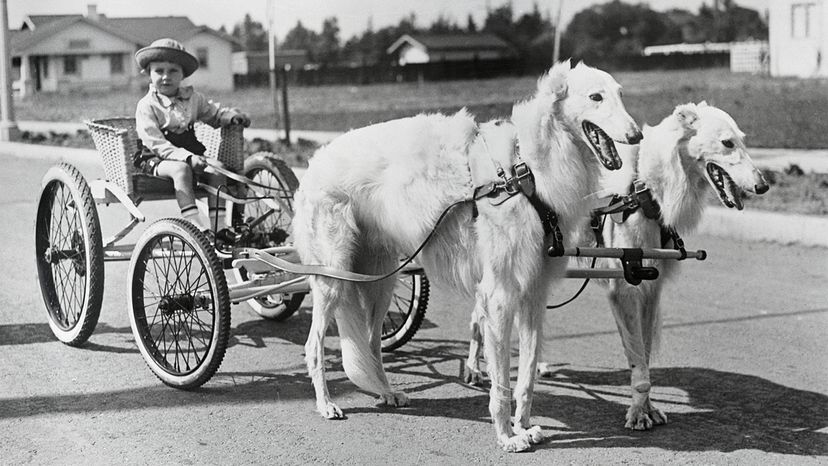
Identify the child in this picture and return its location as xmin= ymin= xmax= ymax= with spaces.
xmin=134 ymin=38 xmax=250 ymax=235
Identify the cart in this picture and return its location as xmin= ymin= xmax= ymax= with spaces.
xmin=34 ymin=118 xmax=429 ymax=390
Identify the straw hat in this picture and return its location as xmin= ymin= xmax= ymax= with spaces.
xmin=135 ymin=38 xmax=199 ymax=77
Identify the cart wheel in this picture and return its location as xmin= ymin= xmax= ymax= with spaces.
xmin=35 ymin=163 xmax=104 ymax=346
xmin=128 ymin=218 xmax=230 ymax=389
xmin=381 ymin=269 xmax=430 ymax=352
xmin=235 ymin=151 xmax=297 ymax=245
xmin=233 ymin=152 xmax=304 ymax=320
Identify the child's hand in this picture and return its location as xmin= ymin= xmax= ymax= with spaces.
xmin=188 ymin=154 xmax=208 ymax=171
xmin=231 ymin=113 xmax=251 ymax=127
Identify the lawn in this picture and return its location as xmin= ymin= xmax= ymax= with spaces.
xmin=14 ymin=67 xmax=828 ymax=149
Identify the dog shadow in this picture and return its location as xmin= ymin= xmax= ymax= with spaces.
xmin=353 ymin=342 xmax=828 ymax=456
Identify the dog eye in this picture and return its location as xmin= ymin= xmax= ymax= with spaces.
xmin=589 ymin=93 xmax=603 ymax=102
xmin=721 ymin=139 xmax=734 ymax=148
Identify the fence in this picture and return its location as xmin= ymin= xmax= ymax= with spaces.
xmin=233 ymin=54 xmax=730 ymax=88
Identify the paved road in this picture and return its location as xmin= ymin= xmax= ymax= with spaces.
xmin=1 ymin=153 xmax=827 ymax=464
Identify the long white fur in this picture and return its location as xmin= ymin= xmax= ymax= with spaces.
xmin=291 ymin=61 xmax=641 ymax=452
xmin=544 ymin=102 xmax=768 ymax=430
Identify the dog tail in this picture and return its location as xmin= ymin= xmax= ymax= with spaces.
xmin=336 ymin=279 xmax=396 ymax=396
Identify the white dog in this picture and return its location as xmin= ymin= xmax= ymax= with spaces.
xmin=569 ymin=102 xmax=769 ymax=429
xmin=291 ymin=61 xmax=641 ymax=452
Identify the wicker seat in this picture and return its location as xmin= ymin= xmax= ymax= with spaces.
xmin=85 ymin=117 xmax=245 ymax=196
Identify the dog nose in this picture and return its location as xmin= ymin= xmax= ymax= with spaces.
xmin=626 ymin=130 xmax=643 ymax=145
xmin=754 ymin=171 xmax=770 ymax=195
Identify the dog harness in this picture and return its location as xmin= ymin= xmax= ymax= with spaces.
xmin=591 ymin=180 xmax=688 ymax=259
xmin=471 ymin=139 xmax=565 ymax=256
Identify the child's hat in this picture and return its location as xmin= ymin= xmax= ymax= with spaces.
xmin=135 ymin=38 xmax=199 ymax=77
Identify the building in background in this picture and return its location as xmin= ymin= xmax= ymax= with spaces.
xmin=10 ymin=4 xmax=238 ymax=96
xmin=768 ymin=0 xmax=825 ymax=77
xmin=386 ymin=33 xmax=515 ymax=65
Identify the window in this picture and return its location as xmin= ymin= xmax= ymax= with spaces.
xmin=68 ymin=39 xmax=90 ymax=49
xmin=792 ymin=3 xmax=816 ymax=38
xmin=196 ymin=47 xmax=209 ymax=68
xmin=109 ymin=54 xmax=124 ymax=74
xmin=64 ymin=56 xmax=78 ymax=75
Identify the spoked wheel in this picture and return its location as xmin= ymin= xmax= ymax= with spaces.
xmin=35 ymin=163 xmax=104 ymax=346
xmin=233 ymin=152 xmax=305 ymax=320
xmin=381 ymin=268 xmax=430 ymax=352
xmin=128 ymin=218 xmax=230 ymax=389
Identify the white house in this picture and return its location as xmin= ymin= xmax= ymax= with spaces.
xmin=768 ymin=0 xmax=826 ymax=77
xmin=10 ymin=5 xmax=239 ymax=96
xmin=386 ymin=33 xmax=515 ymax=65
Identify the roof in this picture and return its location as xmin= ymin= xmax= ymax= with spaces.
xmin=12 ymin=12 xmax=238 ymax=55
xmin=387 ymin=33 xmax=514 ymax=55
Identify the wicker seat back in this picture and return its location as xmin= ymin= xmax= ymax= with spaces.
xmin=85 ymin=118 xmax=244 ymax=196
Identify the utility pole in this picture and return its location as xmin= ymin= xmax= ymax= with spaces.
xmin=0 ymin=0 xmax=19 ymax=141
xmin=267 ymin=0 xmax=281 ymax=131
xmin=552 ymin=0 xmax=564 ymax=64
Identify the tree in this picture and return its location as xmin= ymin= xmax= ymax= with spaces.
xmin=282 ymin=20 xmax=319 ymax=60
xmin=564 ymin=1 xmax=682 ymax=62
xmin=231 ymin=13 xmax=268 ymax=51
xmin=317 ymin=17 xmax=341 ymax=64
xmin=429 ymin=14 xmax=462 ymax=33
xmin=466 ymin=14 xmax=478 ymax=33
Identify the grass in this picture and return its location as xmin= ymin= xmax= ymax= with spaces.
xmin=14 ymin=67 xmax=828 ymax=148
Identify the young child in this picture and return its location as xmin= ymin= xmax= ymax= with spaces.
xmin=134 ymin=37 xmax=250 ymax=234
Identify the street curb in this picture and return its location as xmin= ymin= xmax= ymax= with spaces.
xmin=698 ymin=207 xmax=828 ymax=248
xmin=4 ymin=140 xmax=825 ymax=248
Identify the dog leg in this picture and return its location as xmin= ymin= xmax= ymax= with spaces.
xmin=608 ymin=283 xmax=666 ymax=430
xmin=478 ymin=283 xmax=534 ymax=453
xmin=464 ymin=306 xmax=485 ymax=386
xmin=305 ymin=278 xmax=345 ymax=419
xmin=512 ymin=288 xmax=546 ymax=446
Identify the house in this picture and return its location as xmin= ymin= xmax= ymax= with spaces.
xmin=768 ymin=1 xmax=825 ymax=77
xmin=386 ymin=33 xmax=515 ymax=65
xmin=10 ymin=5 xmax=239 ymax=96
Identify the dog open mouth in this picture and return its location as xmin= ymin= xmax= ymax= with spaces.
xmin=582 ymin=121 xmax=622 ymax=170
xmin=706 ymin=163 xmax=743 ymax=210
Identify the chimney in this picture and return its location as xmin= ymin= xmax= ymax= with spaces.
xmin=87 ymin=4 xmax=99 ymax=21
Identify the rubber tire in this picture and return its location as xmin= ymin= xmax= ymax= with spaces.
xmin=381 ymin=269 xmax=430 ymax=352
xmin=35 ymin=163 xmax=104 ymax=346
xmin=128 ymin=218 xmax=231 ymax=389
xmin=234 ymin=152 xmax=305 ymax=321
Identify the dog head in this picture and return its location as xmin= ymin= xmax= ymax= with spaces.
xmin=673 ymin=102 xmax=769 ymax=210
xmin=536 ymin=60 xmax=642 ymax=171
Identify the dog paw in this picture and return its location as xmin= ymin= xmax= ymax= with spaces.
xmin=624 ymin=404 xmax=667 ymax=430
xmin=514 ymin=425 xmax=545 ymax=445
xmin=462 ymin=366 xmax=485 ymax=386
xmin=500 ymin=434 xmax=532 ymax=453
xmin=378 ymin=391 xmax=409 ymax=407
xmin=537 ymin=362 xmax=557 ymax=378
xmin=319 ymin=401 xmax=344 ymax=420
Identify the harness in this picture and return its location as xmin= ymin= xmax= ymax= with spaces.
xmin=592 ymin=180 xmax=688 ymax=260
xmin=471 ymin=156 xmax=566 ymax=256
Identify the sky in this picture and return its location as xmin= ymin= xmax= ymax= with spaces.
xmin=9 ymin=0 xmax=770 ymax=41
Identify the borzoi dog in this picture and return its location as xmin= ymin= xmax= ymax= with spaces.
xmin=571 ymin=102 xmax=769 ymax=430
xmin=291 ymin=61 xmax=641 ymax=452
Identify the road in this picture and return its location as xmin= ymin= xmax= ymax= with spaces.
xmin=1 ymin=152 xmax=827 ymax=465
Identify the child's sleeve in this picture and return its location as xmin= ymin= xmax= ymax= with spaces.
xmin=193 ymin=91 xmax=241 ymax=128
xmin=135 ymin=101 xmax=194 ymax=161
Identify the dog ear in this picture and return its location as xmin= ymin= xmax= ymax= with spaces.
xmin=538 ymin=60 xmax=569 ymax=98
xmin=673 ymin=104 xmax=699 ymax=133
xmin=697 ymin=100 xmax=709 ymax=108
